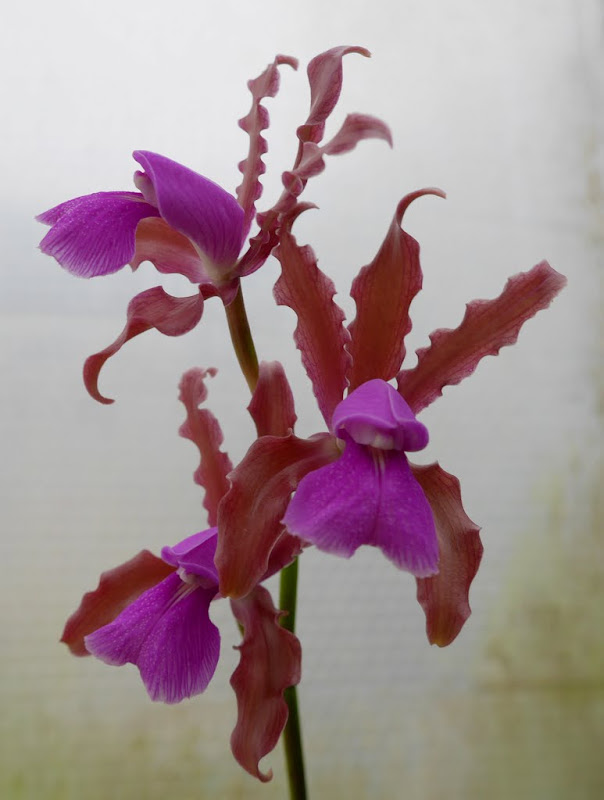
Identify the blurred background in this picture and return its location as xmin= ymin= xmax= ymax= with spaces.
xmin=2 ymin=0 xmax=602 ymax=797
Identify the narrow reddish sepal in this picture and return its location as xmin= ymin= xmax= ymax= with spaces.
xmin=237 ymin=55 xmax=298 ymax=231
xmin=178 ymin=368 xmax=233 ymax=526
xmin=412 ymin=463 xmax=482 ymax=646
xmin=230 ymin=585 xmax=302 ymax=782
xmin=347 ymin=189 xmax=445 ymax=391
xmin=247 ymin=361 xmax=297 ymax=438
xmin=60 ymin=550 xmax=174 ymax=656
xmin=297 ymin=45 xmax=371 ymax=145
xmin=397 ymin=261 xmax=568 ymax=414
xmin=83 ymin=287 xmax=205 ymax=404
xmin=274 ymin=212 xmax=351 ymax=426
xmin=216 ymin=433 xmax=339 ymax=598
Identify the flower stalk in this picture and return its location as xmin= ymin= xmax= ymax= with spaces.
xmin=225 ymin=285 xmax=259 ymax=393
xmin=279 ymin=558 xmax=307 ymax=800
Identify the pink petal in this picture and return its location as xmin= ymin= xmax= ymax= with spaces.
xmin=60 ymin=550 xmax=174 ymax=657
xmin=412 ymin=463 xmax=483 ymax=646
xmin=230 ymin=585 xmax=301 ymax=782
xmin=178 ymin=368 xmax=233 ymax=526
xmin=236 ymin=55 xmax=298 ymax=231
xmin=297 ymin=45 xmax=371 ymax=146
xmin=86 ymin=573 xmax=220 ymax=703
xmin=131 ymin=217 xmax=209 ymax=284
xmin=347 ymin=189 xmax=445 ymax=391
xmin=284 ymin=438 xmax=438 ymax=576
xmin=83 ymin=286 xmax=205 ymax=404
xmin=247 ymin=361 xmax=297 ymax=437
xmin=216 ymin=433 xmax=339 ymax=598
xmin=273 ymin=208 xmax=351 ymax=425
xmin=397 ymin=261 xmax=568 ymax=414
xmin=38 ymin=191 xmax=159 ymax=278
xmin=133 ymin=151 xmax=245 ymax=278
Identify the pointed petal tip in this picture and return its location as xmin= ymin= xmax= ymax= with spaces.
xmin=396 ymin=187 xmax=446 ymax=223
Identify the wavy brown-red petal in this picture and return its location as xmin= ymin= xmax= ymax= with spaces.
xmin=274 ymin=212 xmax=351 ymax=426
xmin=216 ymin=433 xmax=339 ymax=598
xmin=297 ymin=45 xmax=370 ymax=146
xmin=237 ymin=54 xmax=298 ymax=231
xmin=247 ymin=361 xmax=297 ymax=438
xmin=412 ymin=463 xmax=482 ymax=647
xmin=347 ymin=189 xmax=445 ymax=391
xmin=397 ymin=261 xmax=567 ymax=414
xmin=230 ymin=585 xmax=301 ymax=782
xmin=178 ymin=368 xmax=233 ymax=526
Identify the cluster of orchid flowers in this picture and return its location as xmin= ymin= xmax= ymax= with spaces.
xmin=38 ymin=46 xmax=565 ymax=786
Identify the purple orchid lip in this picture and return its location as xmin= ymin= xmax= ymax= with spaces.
xmin=332 ymin=379 xmax=429 ymax=451
xmin=283 ymin=435 xmax=439 ymax=577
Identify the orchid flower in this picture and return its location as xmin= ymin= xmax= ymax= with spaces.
xmin=216 ymin=194 xmax=566 ymax=646
xmin=61 ymin=529 xmax=301 ymax=782
xmin=37 ymin=47 xmax=390 ymax=403
xmin=61 ymin=367 xmax=303 ymax=781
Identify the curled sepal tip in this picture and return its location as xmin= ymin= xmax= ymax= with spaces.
xmin=83 ymin=287 xmax=206 ymax=403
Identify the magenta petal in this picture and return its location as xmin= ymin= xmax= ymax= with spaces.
xmin=284 ymin=439 xmax=439 ymax=576
xmin=161 ymin=527 xmax=219 ymax=587
xmin=38 ymin=191 xmax=159 ymax=277
xmin=85 ymin=573 xmax=220 ymax=703
xmin=332 ymin=379 xmax=429 ymax=452
xmin=133 ymin=151 xmax=245 ymax=275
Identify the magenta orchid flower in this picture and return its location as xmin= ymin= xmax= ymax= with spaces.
xmin=215 ymin=193 xmax=566 ymax=647
xmin=37 ymin=47 xmax=391 ymax=403
xmin=61 ymin=366 xmax=304 ymax=781
xmin=283 ymin=378 xmax=439 ymax=577
xmin=61 ymin=529 xmax=301 ymax=781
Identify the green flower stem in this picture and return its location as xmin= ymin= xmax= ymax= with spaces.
xmin=280 ymin=558 xmax=307 ymax=800
xmin=224 ymin=285 xmax=259 ymax=393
